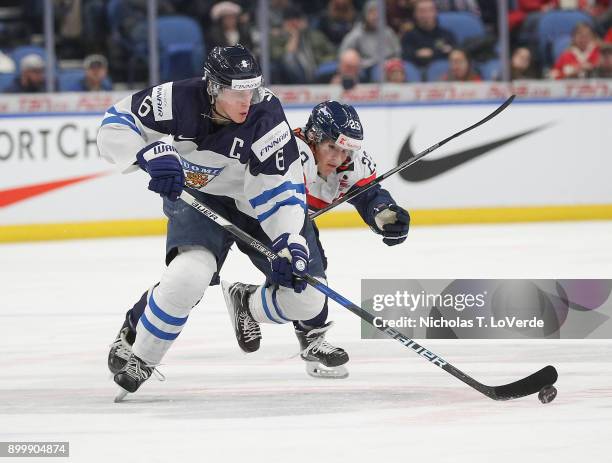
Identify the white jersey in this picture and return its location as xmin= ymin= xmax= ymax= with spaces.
xmin=293 ymin=128 xmax=377 ymax=211
xmin=97 ymin=78 xmax=307 ymax=241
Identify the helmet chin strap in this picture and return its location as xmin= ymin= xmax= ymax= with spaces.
xmin=211 ymin=105 xmax=233 ymax=125
xmin=204 ymin=80 xmax=233 ymax=125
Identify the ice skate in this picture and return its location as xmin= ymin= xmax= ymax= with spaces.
xmin=222 ymin=281 xmax=261 ymax=353
xmin=108 ymin=316 xmax=136 ymax=375
xmin=113 ymin=353 xmax=164 ymax=402
xmin=296 ymin=322 xmax=349 ymax=379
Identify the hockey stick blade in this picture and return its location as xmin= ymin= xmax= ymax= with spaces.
xmin=180 ymin=190 xmax=557 ymax=402
xmin=309 ymin=95 xmax=516 ymax=220
xmin=488 ymin=365 xmax=558 ymax=401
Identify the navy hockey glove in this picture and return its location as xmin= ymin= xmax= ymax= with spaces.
xmin=373 ymin=204 xmax=410 ymax=246
xmin=271 ymin=233 xmax=309 ymax=293
xmin=136 ymin=142 xmax=185 ymax=201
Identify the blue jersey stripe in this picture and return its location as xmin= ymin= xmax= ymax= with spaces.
xmin=140 ymin=313 xmax=181 ymax=340
xmin=107 ymin=106 xmax=136 ymax=125
xmin=249 ymin=181 xmax=305 ymax=208
xmin=271 ymin=288 xmax=291 ymax=322
xmin=257 ymin=196 xmax=307 ymax=222
xmin=261 ymin=287 xmax=282 ymax=324
xmin=148 ymin=293 xmax=189 ymax=326
xmin=101 ymin=115 xmax=141 ymax=135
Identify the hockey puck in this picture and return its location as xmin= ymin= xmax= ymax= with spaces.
xmin=538 ymin=385 xmax=557 ymax=404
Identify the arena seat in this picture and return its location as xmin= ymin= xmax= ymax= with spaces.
xmin=437 ymin=12 xmax=486 ymax=45
xmin=0 ymin=72 xmax=16 ymax=91
xmin=425 ymin=59 xmax=449 ymax=81
xmin=157 ymin=15 xmax=205 ymax=82
xmin=477 ymin=58 xmax=501 ymax=81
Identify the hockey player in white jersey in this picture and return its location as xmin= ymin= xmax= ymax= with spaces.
xmin=101 ymin=45 xmax=329 ymax=396
xmin=223 ymin=100 xmax=410 ymax=378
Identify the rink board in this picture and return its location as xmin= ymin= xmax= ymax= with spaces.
xmin=1 ymin=98 xmax=611 ymax=241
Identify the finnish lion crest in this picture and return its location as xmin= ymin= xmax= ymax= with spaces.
xmin=185 ymin=171 xmax=210 ymax=189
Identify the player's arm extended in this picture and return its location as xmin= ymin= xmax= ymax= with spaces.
xmin=97 ymin=83 xmax=175 ymax=173
xmin=346 ymin=150 xmax=395 ymax=227
xmin=347 ymin=150 xmax=410 ymax=245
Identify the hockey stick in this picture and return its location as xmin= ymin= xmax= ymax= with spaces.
xmin=309 ymin=95 xmax=516 ymax=219
xmin=180 ymin=189 xmax=557 ymax=401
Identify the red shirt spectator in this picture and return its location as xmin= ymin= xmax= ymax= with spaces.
xmin=551 ymin=22 xmax=600 ymax=78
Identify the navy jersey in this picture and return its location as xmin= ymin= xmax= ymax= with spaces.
xmin=97 ymin=78 xmax=307 ymax=240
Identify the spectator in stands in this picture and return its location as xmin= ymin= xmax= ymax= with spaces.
xmin=71 ymin=54 xmax=112 ymax=91
xmin=477 ymin=1 xmax=498 ymax=34
xmin=594 ymin=42 xmax=612 ymax=76
xmin=339 ymin=0 xmax=401 ymax=75
xmin=401 ymin=0 xmax=456 ymax=67
xmin=386 ymin=0 xmax=415 ymax=35
xmin=551 ymin=22 xmax=601 ymax=79
xmin=270 ymin=5 xmax=336 ymax=83
xmin=330 ymin=48 xmax=362 ymax=88
xmin=435 ymin=0 xmax=481 ymax=16
xmin=384 ymin=58 xmax=408 ymax=82
xmin=317 ymin=0 xmax=358 ymax=46
xmin=5 ymin=54 xmax=47 ymax=93
xmin=511 ymin=47 xmax=540 ymax=79
xmin=82 ymin=0 xmax=109 ymax=55
xmin=268 ymin=0 xmax=292 ymax=30
xmin=206 ymin=1 xmax=253 ymax=50
xmin=442 ymin=48 xmax=481 ymax=81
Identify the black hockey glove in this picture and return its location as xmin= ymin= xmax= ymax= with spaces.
xmin=372 ymin=204 xmax=410 ymax=246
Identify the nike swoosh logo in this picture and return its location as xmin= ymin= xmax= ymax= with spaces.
xmin=397 ymin=124 xmax=551 ymax=182
xmin=176 ymin=134 xmax=197 ymax=141
xmin=0 ymin=172 xmax=109 ymax=208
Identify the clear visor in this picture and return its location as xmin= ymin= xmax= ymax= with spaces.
xmin=208 ymin=76 xmax=265 ymax=104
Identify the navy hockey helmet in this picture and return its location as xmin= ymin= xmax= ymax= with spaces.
xmin=305 ymin=100 xmax=363 ymax=151
xmin=203 ymin=44 xmax=264 ymax=103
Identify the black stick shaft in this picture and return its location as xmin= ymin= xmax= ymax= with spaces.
xmin=180 ymin=189 xmax=557 ymax=401
xmin=309 ymin=95 xmax=516 ymax=219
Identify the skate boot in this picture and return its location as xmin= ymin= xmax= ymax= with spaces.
xmin=108 ymin=315 xmax=136 ymax=375
xmin=296 ymin=322 xmax=349 ymax=379
xmin=221 ymin=281 xmax=261 ymax=353
xmin=113 ymin=353 xmax=163 ymax=402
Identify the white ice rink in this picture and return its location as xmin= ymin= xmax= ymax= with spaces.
xmin=1 ymin=221 xmax=611 ymax=463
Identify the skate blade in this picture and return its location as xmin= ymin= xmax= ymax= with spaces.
xmin=305 ymin=361 xmax=349 ymax=379
xmin=114 ymin=388 xmax=129 ymax=403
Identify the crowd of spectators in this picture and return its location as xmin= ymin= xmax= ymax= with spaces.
xmin=1 ymin=0 xmax=612 ymax=93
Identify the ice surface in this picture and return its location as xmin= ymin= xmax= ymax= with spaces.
xmin=1 ymin=222 xmax=611 ymax=463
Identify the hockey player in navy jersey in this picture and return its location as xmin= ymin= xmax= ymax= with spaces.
xmin=100 ymin=45 xmax=330 ymax=396
xmin=223 ymin=100 xmax=410 ymax=379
